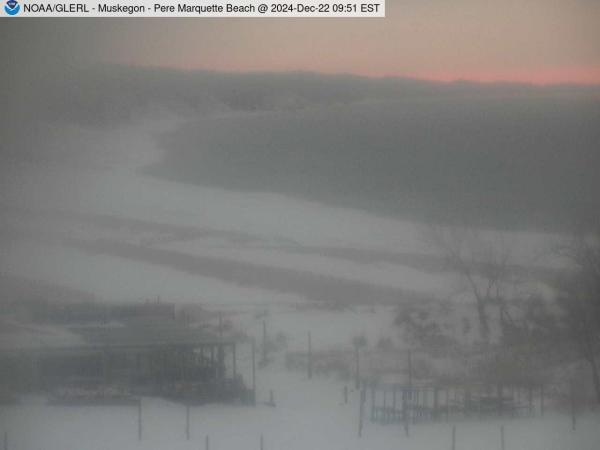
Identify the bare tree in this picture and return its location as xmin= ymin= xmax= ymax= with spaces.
xmin=425 ymin=225 xmax=514 ymax=344
xmin=555 ymin=229 xmax=600 ymax=402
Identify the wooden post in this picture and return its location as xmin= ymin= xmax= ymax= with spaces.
xmin=451 ymin=425 xmax=456 ymax=450
xmin=370 ymin=384 xmax=376 ymax=421
xmin=478 ymin=385 xmax=483 ymax=418
xmin=433 ymin=387 xmax=439 ymax=420
xmin=382 ymin=390 xmax=388 ymax=423
xmin=138 ymin=398 xmax=142 ymax=440
xmin=571 ymin=382 xmax=576 ymax=432
xmin=402 ymin=387 xmax=410 ymax=437
xmin=407 ymin=349 xmax=413 ymax=426
xmin=358 ymin=387 xmax=365 ymax=438
xmin=251 ymin=339 xmax=257 ymax=405
xmin=262 ymin=320 xmax=267 ymax=365
xmin=497 ymin=384 xmax=503 ymax=417
xmin=307 ymin=331 xmax=312 ymax=380
xmin=445 ymin=388 xmax=450 ymax=421
xmin=413 ymin=389 xmax=419 ymax=423
xmin=205 ymin=434 xmax=210 ymax=450
xmin=402 ymin=388 xmax=407 ymax=422
xmin=180 ymin=349 xmax=186 ymax=383
xmin=232 ymin=343 xmax=237 ymax=380
xmin=500 ymin=425 xmax=505 ymax=450
xmin=354 ymin=345 xmax=360 ymax=390
xmin=186 ymin=404 xmax=190 ymax=440
xmin=463 ymin=388 xmax=470 ymax=417
xmin=215 ymin=344 xmax=224 ymax=382
xmin=407 ymin=350 xmax=412 ymax=388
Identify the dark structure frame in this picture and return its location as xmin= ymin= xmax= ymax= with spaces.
xmin=0 ymin=322 xmax=248 ymax=404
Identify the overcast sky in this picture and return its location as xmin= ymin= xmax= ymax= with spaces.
xmin=3 ymin=0 xmax=600 ymax=85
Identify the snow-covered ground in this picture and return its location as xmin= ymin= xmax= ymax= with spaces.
xmin=0 ymin=119 xmax=564 ymax=307
xmin=2 ymin=367 xmax=599 ymax=450
xmin=2 ymin=304 xmax=600 ymax=450
xmin=2 ymin=119 xmax=593 ymax=449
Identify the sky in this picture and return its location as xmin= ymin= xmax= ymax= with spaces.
xmin=2 ymin=0 xmax=600 ymax=85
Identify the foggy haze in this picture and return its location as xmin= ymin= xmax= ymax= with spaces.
xmin=1 ymin=8 xmax=600 ymax=450
xmin=3 ymin=64 xmax=596 ymax=303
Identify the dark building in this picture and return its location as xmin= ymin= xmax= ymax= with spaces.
xmin=0 ymin=318 xmax=249 ymax=405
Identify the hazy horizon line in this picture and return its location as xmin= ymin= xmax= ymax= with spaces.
xmin=99 ymin=62 xmax=600 ymax=89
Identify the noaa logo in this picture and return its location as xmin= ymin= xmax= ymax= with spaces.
xmin=4 ymin=0 xmax=20 ymax=15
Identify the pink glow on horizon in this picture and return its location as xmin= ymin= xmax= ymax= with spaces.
xmin=388 ymin=67 xmax=600 ymax=86
xmin=133 ymin=60 xmax=600 ymax=87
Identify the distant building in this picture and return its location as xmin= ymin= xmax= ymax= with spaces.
xmin=0 ymin=317 xmax=248 ymax=405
